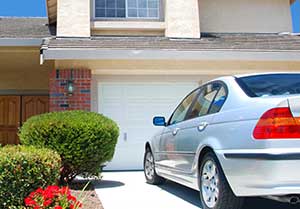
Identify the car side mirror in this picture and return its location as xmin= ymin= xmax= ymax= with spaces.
xmin=153 ymin=116 xmax=166 ymax=126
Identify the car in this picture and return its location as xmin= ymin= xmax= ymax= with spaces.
xmin=143 ymin=73 xmax=300 ymax=209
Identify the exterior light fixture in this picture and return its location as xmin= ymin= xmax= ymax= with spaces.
xmin=67 ymin=69 xmax=75 ymax=96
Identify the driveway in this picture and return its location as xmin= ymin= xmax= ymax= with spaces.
xmin=94 ymin=171 xmax=297 ymax=209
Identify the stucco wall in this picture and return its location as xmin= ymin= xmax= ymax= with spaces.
xmin=55 ymin=59 xmax=300 ymax=75
xmin=57 ymin=0 xmax=90 ymax=37
xmin=165 ymin=0 xmax=201 ymax=38
xmin=0 ymin=47 xmax=53 ymax=91
xmin=199 ymin=0 xmax=292 ymax=33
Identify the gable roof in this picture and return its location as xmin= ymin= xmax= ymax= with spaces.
xmin=0 ymin=17 xmax=54 ymax=38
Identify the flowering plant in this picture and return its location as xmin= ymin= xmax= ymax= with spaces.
xmin=24 ymin=185 xmax=82 ymax=209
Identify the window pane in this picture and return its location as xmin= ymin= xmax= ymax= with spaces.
xmin=237 ymin=74 xmax=300 ymax=97
xmin=95 ymin=0 xmax=159 ymax=18
xmin=128 ymin=9 xmax=138 ymax=17
xmin=187 ymin=83 xmax=221 ymax=120
xmin=106 ymin=9 xmax=116 ymax=17
xmin=128 ymin=0 xmax=137 ymax=8
xmin=138 ymin=0 xmax=147 ymax=8
xmin=148 ymin=9 xmax=158 ymax=17
xmin=117 ymin=0 xmax=126 ymax=8
xmin=95 ymin=9 xmax=106 ymax=17
xmin=148 ymin=0 xmax=158 ymax=8
xmin=117 ymin=9 xmax=126 ymax=17
xmin=138 ymin=9 xmax=147 ymax=17
xmin=106 ymin=0 xmax=116 ymax=8
xmin=209 ymin=86 xmax=226 ymax=114
xmin=96 ymin=0 xmax=105 ymax=8
xmin=169 ymin=89 xmax=200 ymax=125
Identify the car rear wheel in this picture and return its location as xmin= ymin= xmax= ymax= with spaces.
xmin=199 ymin=152 xmax=244 ymax=209
xmin=144 ymin=148 xmax=165 ymax=185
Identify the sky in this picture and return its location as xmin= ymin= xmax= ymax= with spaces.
xmin=0 ymin=0 xmax=299 ymax=32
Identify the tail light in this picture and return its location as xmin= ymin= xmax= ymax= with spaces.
xmin=253 ymin=107 xmax=300 ymax=140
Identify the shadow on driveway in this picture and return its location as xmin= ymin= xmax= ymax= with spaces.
xmin=159 ymin=180 xmax=299 ymax=209
xmin=93 ymin=180 xmax=125 ymax=189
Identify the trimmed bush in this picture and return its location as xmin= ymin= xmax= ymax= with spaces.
xmin=0 ymin=145 xmax=61 ymax=208
xmin=19 ymin=110 xmax=119 ymax=183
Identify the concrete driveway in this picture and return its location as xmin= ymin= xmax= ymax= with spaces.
xmin=94 ymin=171 xmax=297 ymax=209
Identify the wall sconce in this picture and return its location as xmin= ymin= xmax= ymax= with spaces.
xmin=67 ymin=69 xmax=74 ymax=96
xmin=67 ymin=80 xmax=74 ymax=96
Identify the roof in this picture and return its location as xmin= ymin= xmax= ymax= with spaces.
xmin=0 ymin=17 xmax=54 ymax=38
xmin=46 ymin=33 xmax=300 ymax=51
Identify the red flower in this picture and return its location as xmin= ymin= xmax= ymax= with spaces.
xmin=67 ymin=195 xmax=77 ymax=202
xmin=25 ymin=185 xmax=83 ymax=209
xmin=43 ymin=199 xmax=52 ymax=207
xmin=60 ymin=186 xmax=71 ymax=195
xmin=24 ymin=197 xmax=36 ymax=206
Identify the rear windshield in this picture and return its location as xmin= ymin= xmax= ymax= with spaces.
xmin=236 ymin=74 xmax=300 ymax=97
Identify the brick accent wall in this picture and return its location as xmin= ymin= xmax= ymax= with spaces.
xmin=49 ymin=69 xmax=91 ymax=112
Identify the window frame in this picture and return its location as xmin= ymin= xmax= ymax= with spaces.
xmin=167 ymin=81 xmax=228 ymax=126
xmin=93 ymin=0 xmax=163 ymax=20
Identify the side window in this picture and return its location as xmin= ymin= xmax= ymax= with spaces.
xmin=169 ymin=89 xmax=200 ymax=125
xmin=209 ymin=86 xmax=227 ymax=114
xmin=186 ymin=83 xmax=221 ymax=120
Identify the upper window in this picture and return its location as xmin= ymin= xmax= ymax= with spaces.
xmin=236 ymin=74 xmax=300 ymax=97
xmin=169 ymin=89 xmax=200 ymax=125
xmin=95 ymin=0 xmax=160 ymax=19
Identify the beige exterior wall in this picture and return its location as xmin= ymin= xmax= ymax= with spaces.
xmin=55 ymin=59 xmax=300 ymax=75
xmin=57 ymin=0 xmax=91 ymax=37
xmin=200 ymin=0 xmax=292 ymax=33
xmin=55 ymin=59 xmax=300 ymax=112
xmin=0 ymin=47 xmax=53 ymax=91
xmin=91 ymin=21 xmax=165 ymax=36
xmin=165 ymin=0 xmax=201 ymax=38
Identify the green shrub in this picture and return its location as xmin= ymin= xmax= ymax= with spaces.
xmin=19 ymin=110 xmax=119 ymax=183
xmin=0 ymin=145 xmax=61 ymax=208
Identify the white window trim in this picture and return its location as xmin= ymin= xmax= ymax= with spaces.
xmin=93 ymin=0 xmax=162 ymax=20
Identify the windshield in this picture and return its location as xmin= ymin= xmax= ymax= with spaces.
xmin=236 ymin=74 xmax=300 ymax=97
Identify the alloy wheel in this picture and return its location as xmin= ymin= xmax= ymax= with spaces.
xmin=145 ymin=152 xmax=155 ymax=180
xmin=201 ymin=160 xmax=220 ymax=208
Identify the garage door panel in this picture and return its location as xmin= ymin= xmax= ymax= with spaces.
xmin=99 ymin=82 xmax=198 ymax=170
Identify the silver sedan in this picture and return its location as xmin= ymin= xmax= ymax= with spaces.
xmin=144 ymin=73 xmax=300 ymax=209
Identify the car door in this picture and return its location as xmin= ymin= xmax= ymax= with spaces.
xmin=156 ymin=88 xmax=201 ymax=169
xmin=171 ymin=82 xmax=227 ymax=174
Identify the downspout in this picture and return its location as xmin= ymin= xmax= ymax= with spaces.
xmin=40 ymin=38 xmax=50 ymax=65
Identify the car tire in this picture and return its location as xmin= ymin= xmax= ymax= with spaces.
xmin=144 ymin=148 xmax=165 ymax=185
xmin=199 ymin=152 xmax=244 ymax=209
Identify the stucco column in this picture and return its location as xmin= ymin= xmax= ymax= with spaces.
xmin=57 ymin=0 xmax=91 ymax=37
xmin=165 ymin=0 xmax=201 ymax=38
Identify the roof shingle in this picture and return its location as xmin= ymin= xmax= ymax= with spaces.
xmin=0 ymin=17 xmax=53 ymax=38
xmin=47 ymin=33 xmax=300 ymax=51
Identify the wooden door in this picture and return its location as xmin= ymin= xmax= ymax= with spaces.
xmin=22 ymin=96 xmax=49 ymax=123
xmin=0 ymin=96 xmax=21 ymax=145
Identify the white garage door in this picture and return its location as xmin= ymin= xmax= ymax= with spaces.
xmin=98 ymin=82 xmax=198 ymax=170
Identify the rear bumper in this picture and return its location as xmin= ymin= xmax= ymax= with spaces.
xmin=215 ymin=149 xmax=300 ymax=197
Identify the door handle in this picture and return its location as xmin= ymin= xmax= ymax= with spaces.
xmin=172 ymin=128 xmax=180 ymax=136
xmin=198 ymin=122 xmax=208 ymax=132
xmin=123 ymin=132 xmax=128 ymax=141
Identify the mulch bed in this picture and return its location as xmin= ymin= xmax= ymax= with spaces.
xmin=69 ymin=180 xmax=104 ymax=209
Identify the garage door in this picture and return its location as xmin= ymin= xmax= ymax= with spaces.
xmin=98 ymin=82 xmax=198 ymax=170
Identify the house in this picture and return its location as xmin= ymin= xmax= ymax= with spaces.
xmin=0 ymin=0 xmax=300 ymax=170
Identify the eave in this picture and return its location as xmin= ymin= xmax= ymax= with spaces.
xmin=46 ymin=0 xmax=57 ymax=24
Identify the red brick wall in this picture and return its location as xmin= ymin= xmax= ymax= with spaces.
xmin=49 ymin=69 xmax=91 ymax=112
